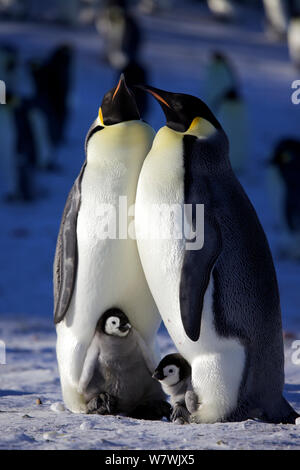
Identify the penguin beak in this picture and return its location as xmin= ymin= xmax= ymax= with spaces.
xmin=137 ymin=84 xmax=221 ymax=132
xmin=100 ymin=74 xmax=140 ymax=126
xmin=119 ymin=323 xmax=131 ymax=333
xmin=136 ymin=84 xmax=188 ymax=132
xmin=152 ymin=370 xmax=164 ymax=381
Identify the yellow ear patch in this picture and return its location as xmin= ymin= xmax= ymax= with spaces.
xmin=98 ymin=107 xmax=104 ymax=125
xmin=186 ymin=116 xmax=215 ymax=138
xmin=188 ymin=116 xmax=201 ymax=131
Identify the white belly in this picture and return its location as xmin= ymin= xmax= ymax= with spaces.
xmin=288 ymin=19 xmax=300 ymax=67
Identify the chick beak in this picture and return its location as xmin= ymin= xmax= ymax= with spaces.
xmin=152 ymin=370 xmax=164 ymax=381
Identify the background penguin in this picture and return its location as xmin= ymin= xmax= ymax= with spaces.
xmin=262 ymin=0 xmax=289 ymax=40
xmin=207 ymin=0 xmax=238 ymax=22
xmin=54 ymin=75 xmax=161 ymax=414
xmin=268 ymin=138 xmax=300 ymax=260
xmin=135 ymin=85 xmax=299 ymax=424
xmin=78 ymin=308 xmax=170 ymax=420
xmin=203 ymin=51 xmax=237 ymax=113
xmin=0 ymin=45 xmax=20 ymax=201
xmin=0 ymin=88 xmax=36 ymax=202
xmin=43 ymin=44 xmax=74 ymax=154
xmin=216 ymin=87 xmax=248 ymax=174
xmin=96 ymin=0 xmax=141 ymax=70
xmin=0 ymin=44 xmax=18 ymax=89
xmin=288 ymin=1 xmax=300 ymax=69
xmin=26 ymin=58 xmax=54 ymax=170
xmin=153 ymin=353 xmax=197 ymax=424
xmin=26 ymin=45 xmax=74 ymax=171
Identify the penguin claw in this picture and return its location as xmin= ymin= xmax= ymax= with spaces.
xmin=185 ymin=391 xmax=199 ymax=414
xmin=170 ymin=404 xmax=190 ymax=424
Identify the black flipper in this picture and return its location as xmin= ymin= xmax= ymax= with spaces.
xmin=53 ymin=163 xmax=86 ymax=324
xmin=179 ymin=215 xmax=222 ymax=342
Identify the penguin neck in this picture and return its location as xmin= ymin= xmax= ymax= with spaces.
xmin=86 ymin=120 xmax=154 ymax=167
xmin=97 ymin=329 xmax=136 ymax=361
xmin=183 ymin=129 xmax=231 ymax=177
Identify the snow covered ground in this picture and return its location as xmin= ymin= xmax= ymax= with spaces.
xmin=0 ymin=2 xmax=300 ymax=450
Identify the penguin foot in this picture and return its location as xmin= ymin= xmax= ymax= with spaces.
xmin=87 ymin=393 xmax=118 ymax=415
xmin=170 ymin=404 xmax=190 ymax=424
xmin=130 ymin=400 xmax=171 ymax=421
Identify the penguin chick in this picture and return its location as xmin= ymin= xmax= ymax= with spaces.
xmin=78 ymin=308 xmax=170 ymax=420
xmin=153 ymin=354 xmax=198 ymax=425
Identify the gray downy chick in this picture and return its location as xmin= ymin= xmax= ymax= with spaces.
xmin=78 ymin=308 xmax=170 ymax=420
xmin=153 ymin=353 xmax=198 ymax=424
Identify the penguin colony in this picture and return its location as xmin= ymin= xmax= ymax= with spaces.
xmin=0 ymin=43 xmax=73 ymax=202
xmin=54 ymin=75 xmax=299 ymax=425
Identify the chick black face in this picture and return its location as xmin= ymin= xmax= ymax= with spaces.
xmin=99 ymin=74 xmax=140 ymax=126
xmin=97 ymin=308 xmax=131 ymax=337
xmin=137 ymin=85 xmax=221 ymax=133
xmin=153 ymin=353 xmax=191 ymax=386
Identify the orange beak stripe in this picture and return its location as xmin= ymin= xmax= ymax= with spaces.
xmin=112 ymin=78 xmax=122 ymax=101
xmin=146 ymin=89 xmax=171 ymax=108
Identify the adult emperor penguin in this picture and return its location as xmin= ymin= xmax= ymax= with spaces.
xmin=207 ymin=0 xmax=237 ymax=22
xmin=54 ymin=75 xmax=160 ymax=413
xmin=135 ymin=86 xmax=299 ymax=424
xmin=288 ymin=1 xmax=300 ymax=69
xmin=262 ymin=0 xmax=289 ymax=40
xmin=268 ymin=138 xmax=300 ymax=259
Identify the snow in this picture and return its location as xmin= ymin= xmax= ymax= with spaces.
xmin=0 ymin=1 xmax=300 ymax=450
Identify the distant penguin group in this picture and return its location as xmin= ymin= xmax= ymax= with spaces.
xmin=54 ymin=74 xmax=299 ymax=424
xmin=0 ymin=42 xmax=74 ymax=202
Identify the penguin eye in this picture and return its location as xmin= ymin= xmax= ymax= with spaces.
xmin=169 ymin=368 xmax=174 ymax=374
xmin=112 ymin=321 xmax=116 ymax=325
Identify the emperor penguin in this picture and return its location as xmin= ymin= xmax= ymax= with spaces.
xmin=216 ymin=87 xmax=248 ymax=174
xmin=54 ymin=75 xmax=160 ymax=413
xmin=207 ymin=0 xmax=238 ymax=22
xmin=268 ymin=138 xmax=300 ymax=260
xmin=153 ymin=353 xmax=196 ymax=424
xmin=203 ymin=52 xmax=237 ymax=113
xmin=262 ymin=0 xmax=289 ymax=39
xmin=288 ymin=0 xmax=300 ymax=69
xmin=135 ymin=85 xmax=299 ymax=424
xmin=78 ymin=308 xmax=170 ymax=420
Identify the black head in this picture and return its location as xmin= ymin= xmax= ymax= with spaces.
xmin=211 ymin=51 xmax=228 ymax=63
xmin=223 ymin=87 xmax=240 ymax=101
xmin=152 ymin=353 xmax=191 ymax=384
xmin=137 ymin=85 xmax=221 ymax=133
xmin=100 ymin=74 xmax=140 ymax=126
xmin=97 ymin=308 xmax=131 ymax=337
